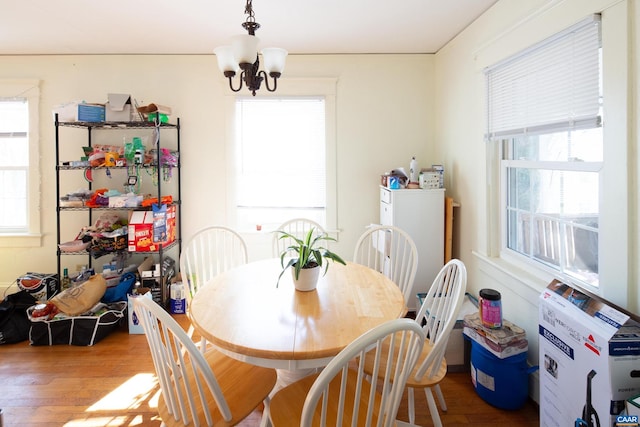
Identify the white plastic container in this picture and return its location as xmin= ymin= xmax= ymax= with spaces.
xmin=170 ymin=282 xmax=186 ymax=314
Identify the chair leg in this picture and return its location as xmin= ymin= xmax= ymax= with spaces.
xmin=199 ymin=337 xmax=207 ymax=354
xmin=260 ymin=396 xmax=272 ymax=427
xmin=424 ymin=387 xmax=443 ymax=427
xmin=434 ymin=384 xmax=447 ymax=411
xmin=407 ymin=387 xmax=415 ymax=425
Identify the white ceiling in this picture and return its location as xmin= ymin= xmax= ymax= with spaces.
xmin=0 ymin=0 xmax=498 ymax=55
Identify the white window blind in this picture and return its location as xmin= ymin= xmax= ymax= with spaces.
xmin=486 ymin=15 xmax=602 ymax=139
xmin=235 ymin=96 xmax=326 ymax=211
xmin=0 ymin=99 xmax=29 ymax=231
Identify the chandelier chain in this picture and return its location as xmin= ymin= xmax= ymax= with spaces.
xmin=245 ymin=0 xmax=256 ymax=24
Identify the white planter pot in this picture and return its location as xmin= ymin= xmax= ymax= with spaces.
xmin=292 ymin=265 xmax=320 ymax=292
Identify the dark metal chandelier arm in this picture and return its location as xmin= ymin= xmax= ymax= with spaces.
xmin=260 ymin=70 xmax=281 ymax=93
xmin=224 ymin=71 xmax=244 ymax=92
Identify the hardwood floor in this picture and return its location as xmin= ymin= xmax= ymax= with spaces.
xmin=0 ymin=314 xmax=539 ymax=427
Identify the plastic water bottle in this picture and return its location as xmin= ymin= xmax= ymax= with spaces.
xmin=409 ymin=156 xmax=419 ymax=183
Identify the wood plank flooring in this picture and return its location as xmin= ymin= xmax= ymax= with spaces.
xmin=0 ymin=314 xmax=539 ymax=427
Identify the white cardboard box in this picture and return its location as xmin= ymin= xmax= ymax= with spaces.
xmin=539 ymin=280 xmax=640 ymax=427
xmin=105 ymin=93 xmax=132 ymax=122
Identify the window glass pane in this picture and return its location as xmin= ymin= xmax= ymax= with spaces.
xmin=506 ymin=165 xmax=599 ymax=286
xmin=0 ymin=99 xmax=29 ymax=231
xmin=0 ymin=100 xmax=28 ymax=132
xmin=0 ymin=136 xmax=28 ymax=166
xmin=0 ymin=170 xmax=27 ymax=228
xmin=513 ymin=128 xmax=603 ymax=162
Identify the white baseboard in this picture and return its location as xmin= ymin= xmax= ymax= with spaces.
xmin=530 ymin=370 xmax=540 ymax=405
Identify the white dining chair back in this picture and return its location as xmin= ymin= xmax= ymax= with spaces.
xmin=408 ymin=258 xmax=467 ymax=426
xmin=180 ymin=226 xmax=248 ymax=353
xmin=269 ymin=318 xmax=425 ymax=427
xmin=353 ymin=225 xmax=418 ymax=306
xmin=272 ymin=218 xmax=326 ymax=257
xmin=180 ymin=226 xmax=248 ymax=301
xmin=132 ymin=295 xmax=277 ymax=427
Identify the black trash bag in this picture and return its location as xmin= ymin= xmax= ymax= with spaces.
xmin=0 ymin=290 xmax=37 ymax=344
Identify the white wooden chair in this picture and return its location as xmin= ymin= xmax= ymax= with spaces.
xmin=268 ymin=318 xmax=425 ymax=427
xmin=365 ymin=259 xmax=467 ymax=427
xmin=132 ymin=295 xmax=277 ymax=427
xmin=353 ymin=225 xmax=418 ymax=307
xmin=272 ymin=218 xmax=326 ymax=257
xmin=179 ymin=225 xmax=248 ymax=352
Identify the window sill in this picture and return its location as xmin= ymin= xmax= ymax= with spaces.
xmin=472 ymin=250 xmax=554 ymax=296
xmin=0 ymin=233 xmax=43 ymax=248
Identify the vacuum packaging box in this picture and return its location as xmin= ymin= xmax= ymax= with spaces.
xmin=539 ymin=280 xmax=640 ymax=427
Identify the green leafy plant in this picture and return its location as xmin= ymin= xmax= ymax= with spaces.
xmin=277 ymin=227 xmax=346 ymax=287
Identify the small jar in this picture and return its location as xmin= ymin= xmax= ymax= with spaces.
xmin=479 ymin=288 xmax=502 ymax=329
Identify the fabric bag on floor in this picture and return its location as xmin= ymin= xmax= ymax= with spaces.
xmin=0 ymin=290 xmax=37 ymax=344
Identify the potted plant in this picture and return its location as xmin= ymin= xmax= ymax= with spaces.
xmin=277 ymin=227 xmax=346 ymax=291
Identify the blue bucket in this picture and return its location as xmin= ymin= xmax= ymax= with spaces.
xmin=470 ymin=340 xmax=538 ymax=410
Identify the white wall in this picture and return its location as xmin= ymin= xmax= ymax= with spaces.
xmin=0 ymin=53 xmax=435 ymax=289
xmin=434 ymin=0 xmax=640 ymax=395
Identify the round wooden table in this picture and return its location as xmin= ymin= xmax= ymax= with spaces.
xmin=189 ymin=258 xmax=407 ymax=370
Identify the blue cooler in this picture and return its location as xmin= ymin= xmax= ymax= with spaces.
xmin=470 ymin=340 xmax=537 ymax=410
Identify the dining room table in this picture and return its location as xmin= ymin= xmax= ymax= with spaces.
xmin=188 ymin=257 xmax=407 ymax=425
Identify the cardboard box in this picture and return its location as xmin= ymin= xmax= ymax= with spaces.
xmin=127 ymin=205 xmax=176 ymax=252
xmin=539 ymin=280 xmax=640 ymax=427
xmin=152 ymin=203 xmax=176 ymax=243
xmin=53 ymin=102 xmax=105 ymax=122
xmin=105 ymin=93 xmax=132 ymax=122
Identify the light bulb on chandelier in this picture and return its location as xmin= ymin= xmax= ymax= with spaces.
xmin=214 ymin=0 xmax=288 ymax=96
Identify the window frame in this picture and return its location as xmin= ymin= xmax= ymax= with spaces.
xmin=224 ymin=78 xmax=338 ymax=234
xmin=480 ymin=8 xmax=631 ymax=304
xmin=0 ymin=80 xmax=41 ymax=247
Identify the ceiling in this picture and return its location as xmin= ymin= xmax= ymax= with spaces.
xmin=0 ymin=0 xmax=498 ymax=55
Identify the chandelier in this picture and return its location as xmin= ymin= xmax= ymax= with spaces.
xmin=214 ymin=0 xmax=288 ymax=96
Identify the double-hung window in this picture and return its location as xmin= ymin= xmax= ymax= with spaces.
xmin=485 ymin=16 xmax=602 ymax=289
xmin=233 ymin=96 xmax=328 ymax=231
xmin=0 ymin=80 xmax=41 ymax=244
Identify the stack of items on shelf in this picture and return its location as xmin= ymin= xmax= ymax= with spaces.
xmin=53 ymin=93 xmax=173 ymax=124
xmin=379 ymin=156 xmax=445 ymax=190
xmin=59 ymin=205 xmax=176 ymax=258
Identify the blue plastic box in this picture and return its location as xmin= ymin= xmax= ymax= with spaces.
xmin=77 ymin=103 xmax=105 ymax=122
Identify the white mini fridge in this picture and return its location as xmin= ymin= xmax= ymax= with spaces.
xmin=379 ymin=186 xmax=444 ymax=310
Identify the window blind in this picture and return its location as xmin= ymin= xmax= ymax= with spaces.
xmin=485 ymin=15 xmax=602 ymax=139
xmin=235 ymin=97 xmax=326 ymax=208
